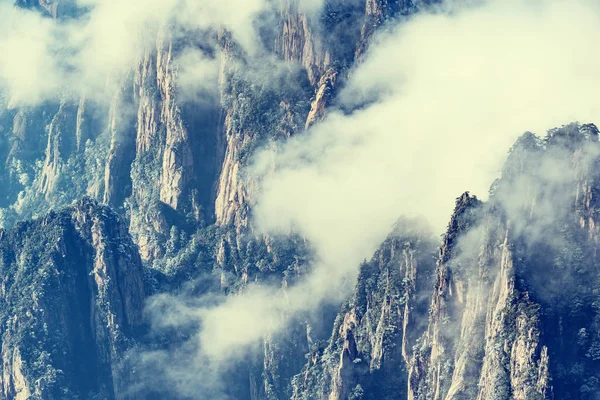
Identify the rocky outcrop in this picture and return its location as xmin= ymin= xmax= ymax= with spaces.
xmin=214 ymin=123 xmax=249 ymax=228
xmin=155 ymin=37 xmax=194 ymax=211
xmin=39 ymin=102 xmax=77 ymax=198
xmin=102 ymin=83 xmax=137 ymax=207
xmin=0 ymin=198 xmax=145 ymax=399
xmin=407 ymin=193 xmax=484 ymax=400
xmin=0 ymin=93 xmax=110 ymax=228
xmin=305 ymin=68 xmax=337 ymax=129
xmin=289 ymin=124 xmax=600 ymax=400
xmin=125 ymin=28 xmax=223 ymax=260
xmin=408 ymin=124 xmax=600 ymax=400
xmin=2 ymin=0 xmax=435 ymax=257
xmin=292 ymin=225 xmax=438 ymax=400
xmin=1 ymin=347 xmax=31 ymax=400
xmin=355 ymin=0 xmax=393 ymax=60
xmin=277 ymin=0 xmax=331 ymax=87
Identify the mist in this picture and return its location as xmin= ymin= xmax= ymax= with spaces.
xmin=192 ymin=0 xmax=600 ymax=363
xmin=0 ymin=0 xmax=325 ymax=105
xmin=4 ymin=0 xmax=600 ymax=396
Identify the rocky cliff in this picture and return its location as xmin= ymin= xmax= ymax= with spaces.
xmin=7 ymin=125 xmax=600 ymax=399
xmin=2 ymin=0 xmax=433 ymax=256
xmin=286 ymin=123 xmax=600 ymax=400
xmin=0 ymin=198 xmax=145 ymax=399
xmin=291 ymin=223 xmax=438 ymax=400
xmin=3 ymin=1 xmax=600 ymax=400
xmin=407 ymin=124 xmax=600 ymax=400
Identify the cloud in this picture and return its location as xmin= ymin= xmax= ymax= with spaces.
xmin=0 ymin=4 xmax=63 ymax=105
xmin=0 ymin=0 xmax=327 ymax=106
xmin=0 ymin=0 xmax=171 ymax=104
xmin=193 ymin=0 xmax=600 ymax=362
xmin=6 ymin=0 xmax=600 ymax=394
xmin=174 ymin=48 xmax=220 ymax=102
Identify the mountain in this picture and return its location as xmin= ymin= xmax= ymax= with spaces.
xmin=0 ymin=198 xmax=145 ymax=399
xmin=406 ymin=125 xmax=600 ymax=400
xmin=290 ymin=124 xmax=600 ymax=400
xmin=1 ymin=0 xmax=600 ymax=399
xmin=291 ymin=223 xmax=438 ymax=400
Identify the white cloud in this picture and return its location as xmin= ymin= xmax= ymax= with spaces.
xmin=174 ymin=48 xmax=220 ymax=102
xmin=0 ymin=0 xmax=325 ymax=105
xmin=0 ymin=4 xmax=63 ymax=105
xmin=196 ymin=0 xmax=600 ymax=360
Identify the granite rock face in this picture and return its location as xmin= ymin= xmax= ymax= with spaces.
xmin=290 ymin=124 xmax=600 ymax=400
xmin=291 ymin=225 xmax=438 ymax=400
xmin=2 ymin=0 xmax=429 ymax=256
xmin=0 ymin=198 xmax=145 ymax=399
xmin=3 ymin=2 xmax=600 ymax=400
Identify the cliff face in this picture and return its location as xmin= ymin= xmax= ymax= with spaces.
xmin=6 ymin=2 xmax=600 ymax=400
xmin=291 ymin=226 xmax=438 ymax=400
xmin=408 ymin=124 xmax=600 ymax=400
xmin=14 ymin=0 xmax=77 ymax=18
xmin=0 ymin=198 xmax=145 ymax=399
xmin=125 ymin=30 xmax=223 ymax=261
xmin=5 ymin=123 xmax=600 ymax=400
xmin=1 ymin=0 xmax=434 ymax=260
xmin=288 ymin=124 xmax=600 ymax=400
xmin=0 ymin=5 xmax=400 ymax=394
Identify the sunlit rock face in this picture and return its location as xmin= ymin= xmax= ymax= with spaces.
xmin=3 ymin=0 xmax=416 ymax=260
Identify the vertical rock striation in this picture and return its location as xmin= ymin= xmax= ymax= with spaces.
xmin=292 ymin=225 xmax=438 ymax=400
xmin=0 ymin=198 xmax=145 ymax=399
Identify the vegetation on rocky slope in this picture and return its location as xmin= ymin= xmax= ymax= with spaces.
xmin=2 ymin=1 xmax=600 ymax=399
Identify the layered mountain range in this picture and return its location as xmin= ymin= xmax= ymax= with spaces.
xmin=1 ymin=0 xmax=599 ymax=399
